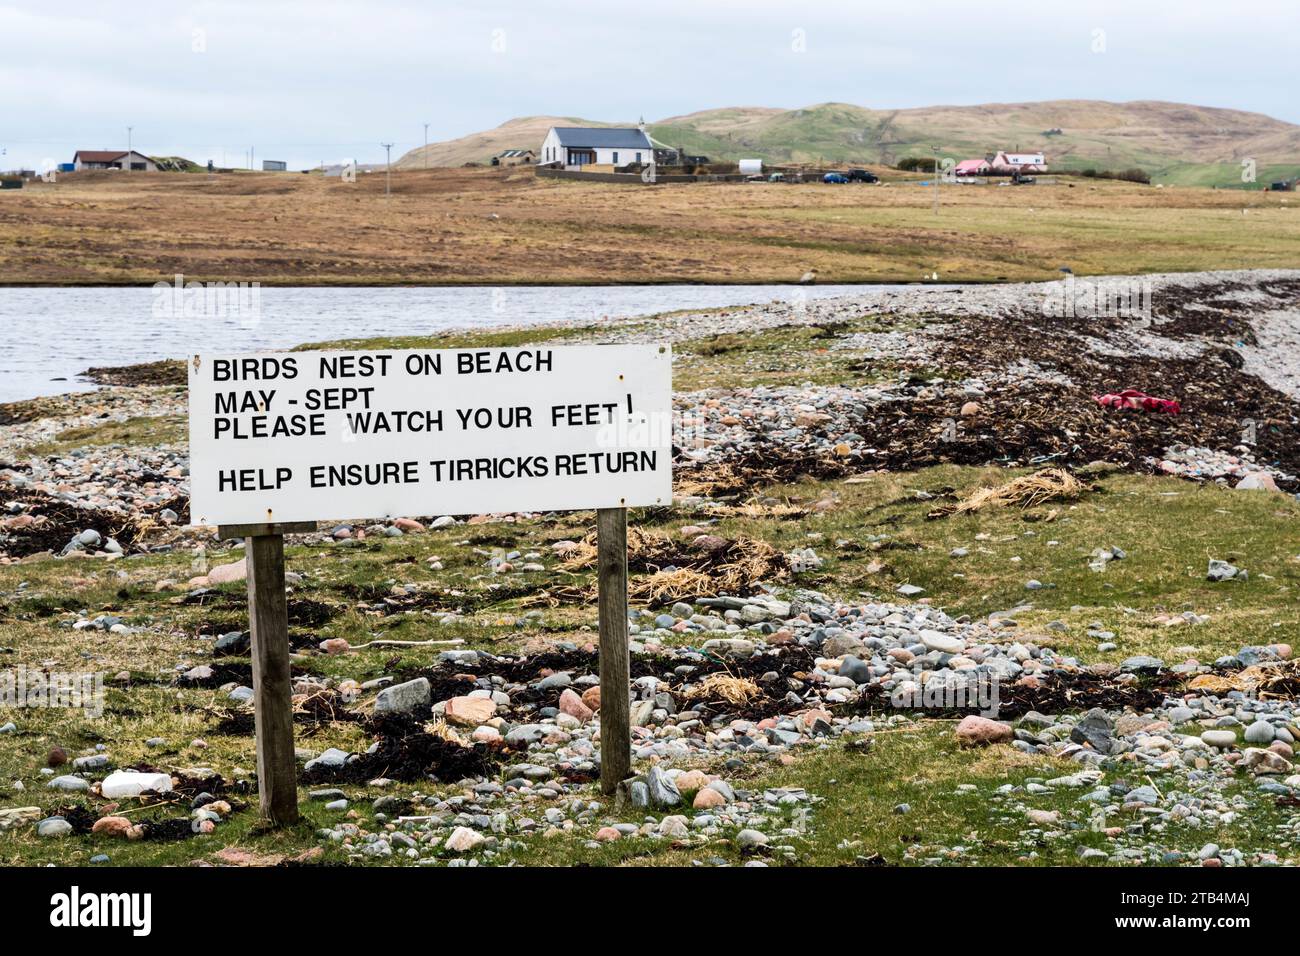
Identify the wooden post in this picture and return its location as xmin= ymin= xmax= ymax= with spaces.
xmin=219 ymin=520 xmax=313 ymax=825
xmin=597 ymin=507 xmax=631 ymax=795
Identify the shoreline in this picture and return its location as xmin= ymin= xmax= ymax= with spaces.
xmin=0 ymin=265 xmax=1288 ymax=291
xmin=3 ymin=267 xmax=1294 ymax=409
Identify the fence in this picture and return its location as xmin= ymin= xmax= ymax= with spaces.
xmin=534 ymin=166 xmax=748 ymax=185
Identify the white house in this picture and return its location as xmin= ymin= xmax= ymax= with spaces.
xmin=73 ymin=149 xmax=158 ymax=172
xmin=539 ymin=126 xmax=654 ymax=169
xmin=991 ymin=151 xmax=1047 ymax=173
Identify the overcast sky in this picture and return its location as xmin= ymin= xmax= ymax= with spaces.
xmin=3 ymin=0 xmax=1298 ymax=170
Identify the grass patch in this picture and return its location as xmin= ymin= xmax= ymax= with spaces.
xmin=299 ymin=322 xmax=626 ymax=353
xmin=25 ymin=415 xmax=186 ymax=455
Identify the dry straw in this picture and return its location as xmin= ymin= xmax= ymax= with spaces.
xmin=928 ymin=467 xmax=1085 ymax=518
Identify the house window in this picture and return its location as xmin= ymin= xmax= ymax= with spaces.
xmin=613 ymin=152 xmax=619 ymax=164
xmin=636 ymin=152 xmax=642 ymax=163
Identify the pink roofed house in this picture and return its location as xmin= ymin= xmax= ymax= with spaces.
xmin=953 ymin=159 xmax=990 ymax=177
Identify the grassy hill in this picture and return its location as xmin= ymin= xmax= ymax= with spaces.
xmin=401 ymin=100 xmax=1300 ymax=186
xmin=150 ymin=156 xmax=203 ymax=173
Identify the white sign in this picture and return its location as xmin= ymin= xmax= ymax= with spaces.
xmin=187 ymin=344 xmax=672 ymax=526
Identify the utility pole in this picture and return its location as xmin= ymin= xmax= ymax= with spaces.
xmin=381 ymin=142 xmax=394 ymax=198
xmin=423 ymin=123 xmax=429 ymax=170
xmin=127 ymin=127 xmax=132 ymax=170
xmin=932 ymin=145 xmax=941 ymax=215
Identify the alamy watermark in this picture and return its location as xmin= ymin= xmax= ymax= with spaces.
xmin=1 ymin=666 xmax=105 ymax=718
xmin=889 ymin=667 xmax=1002 ymax=718
xmin=1041 ymin=274 xmax=1153 ymax=325
xmin=152 ymin=274 xmax=262 ymax=327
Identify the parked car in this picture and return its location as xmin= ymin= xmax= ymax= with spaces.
xmin=768 ymin=172 xmax=785 ymax=182
xmin=822 ymin=172 xmax=848 ymax=184
xmin=846 ymin=168 xmax=879 ymax=183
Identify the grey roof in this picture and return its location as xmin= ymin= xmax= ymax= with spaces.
xmin=550 ymin=127 xmax=652 ymax=149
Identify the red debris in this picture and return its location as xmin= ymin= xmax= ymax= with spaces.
xmin=1093 ymin=389 xmax=1181 ymax=414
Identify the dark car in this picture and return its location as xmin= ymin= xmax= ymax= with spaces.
xmin=822 ymin=172 xmax=848 ymax=184
xmin=846 ymin=168 xmax=879 ymax=183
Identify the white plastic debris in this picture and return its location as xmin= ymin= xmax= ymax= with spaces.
xmin=100 ymin=770 xmax=173 ymax=799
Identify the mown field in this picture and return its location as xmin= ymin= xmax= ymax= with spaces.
xmin=1 ymin=166 xmax=1298 ymax=286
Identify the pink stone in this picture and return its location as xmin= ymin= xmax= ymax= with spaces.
xmin=580 ymin=686 xmax=601 ymax=711
xmin=445 ymin=696 xmax=496 ymax=727
xmin=91 ymin=816 xmax=133 ymax=838
xmin=799 ymin=708 xmax=833 ymax=727
xmin=595 ymin=826 xmax=621 ymax=842
xmin=1235 ymin=471 xmax=1279 ymax=492
xmin=207 ymin=558 xmax=247 ymax=585
xmin=693 ymin=788 xmax=726 ymax=809
xmin=558 ymin=688 xmax=594 ymax=723
xmin=675 ymin=770 xmax=710 ymax=792
xmin=394 ymin=518 xmax=424 ymax=532
xmin=954 ymin=715 xmax=1013 ymax=747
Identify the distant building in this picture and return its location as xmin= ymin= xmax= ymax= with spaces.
xmin=954 ymin=159 xmax=991 ymax=177
xmin=991 ymin=151 xmax=1047 ymax=173
xmin=72 ymin=150 xmax=158 ymax=172
xmin=539 ymin=125 xmax=653 ymax=168
xmin=262 ymin=160 xmax=287 ymax=171
xmin=652 ymin=146 xmax=709 ymax=166
xmin=492 ymin=149 xmax=535 ymax=166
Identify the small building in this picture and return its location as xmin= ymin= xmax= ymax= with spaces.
xmin=954 ymin=159 xmax=990 ymax=177
xmin=262 ymin=160 xmax=287 ymax=171
xmin=991 ymin=151 xmax=1047 ymax=174
xmin=652 ymin=146 xmax=709 ymax=166
xmin=492 ymin=149 xmax=535 ymax=166
xmin=539 ymin=125 xmax=654 ymax=169
xmin=72 ymin=150 xmax=157 ymax=172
